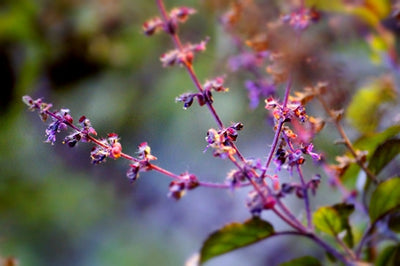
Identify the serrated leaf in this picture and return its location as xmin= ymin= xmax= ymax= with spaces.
xmin=369 ymin=177 xmax=400 ymax=223
xmin=376 ymin=244 xmax=400 ymax=266
xmin=200 ymin=217 xmax=274 ymax=264
xmin=280 ymin=256 xmax=321 ymax=266
xmin=313 ymin=206 xmax=342 ymax=236
xmin=368 ymin=138 xmax=400 ymax=176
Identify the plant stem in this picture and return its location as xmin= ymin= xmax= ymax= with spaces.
xmin=155 ymin=0 xmax=246 ymax=163
xmin=317 ymin=95 xmax=377 ymax=183
xmin=261 ymin=73 xmax=293 ymax=178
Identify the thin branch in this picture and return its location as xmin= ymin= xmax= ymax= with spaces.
xmin=317 ymin=95 xmax=378 ymax=184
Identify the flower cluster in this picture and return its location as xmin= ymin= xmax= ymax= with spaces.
xmin=44 ymin=109 xmax=70 ymax=145
xmin=175 ymin=76 xmax=228 ymax=109
xmin=279 ymin=174 xmax=321 ymax=199
xmin=22 ymin=1 xmax=400 ymax=264
xmin=23 ymin=96 xmax=128 ymax=165
xmin=168 ymin=172 xmax=199 ymax=200
xmin=226 ymin=159 xmax=264 ymax=189
xmin=246 ymin=188 xmax=276 ymax=216
xmin=228 ymin=50 xmax=276 ymax=109
xmin=272 ymin=126 xmax=321 ymax=174
xmin=23 ymin=95 xmax=53 ymax=121
xmin=143 ymin=6 xmax=196 ymax=35
xmin=63 ymin=116 xmax=97 ymax=147
xmin=160 ymin=38 xmax=208 ymax=67
xmin=126 ymin=142 xmax=157 ymax=182
xmin=281 ymin=7 xmax=320 ymax=31
xmin=90 ymin=133 xmax=123 ymax=164
xmin=265 ymin=97 xmax=308 ymax=124
xmin=205 ymin=122 xmax=243 ymax=159
xmin=144 ymin=6 xmax=202 ymax=67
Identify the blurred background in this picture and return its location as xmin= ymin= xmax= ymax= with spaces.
xmin=1 ymin=0 xmax=399 ymax=265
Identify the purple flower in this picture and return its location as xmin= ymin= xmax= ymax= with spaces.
xmin=168 ymin=172 xmax=199 ymax=200
xmin=45 ymin=119 xmax=68 ymax=145
xmin=245 ymin=79 xmax=275 ymax=109
xmin=127 ymin=163 xmax=140 ymax=182
xmin=160 ymin=39 xmax=208 ymax=67
xmin=169 ymin=7 xmax=196 ymax=23
xmin=90 ymin=140 xmax=110 ymax=164
xmin=246 ymin=189 xmax=276 ymax=216
xmin=78 ymin=116 xmax=97 ymax=142
xmin=228 ymin=51 xmax=268 ymax=71
xmin=302 ymin=143 xmax=321 ymax=161
xmin=281 ymin=7 xmax=320 ymax=31
xmin=63 ymin=132 xmax=82 ymax=147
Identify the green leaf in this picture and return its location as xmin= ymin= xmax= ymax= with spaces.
xmin=340 ymin=125 xmax=400 ymax=186
xmin=305 ymin=0 xmax=391 ymax=26
xmin=354 ymin=125 xmax=400 ymax=152
xmin=346 ymin=77 xmax=396 ymax=134
xmin=388 ymin=212 xmax=400 ymax=233
xmin=312 ymin=206 xmax=343 ymax=236
xmin=305 ymin=0 xmax=346 ymax=12
xmin=368 ymin=138 xmax=400 ymax=176
xmin=332 ymin=203 xmax=355 ymax=247
xmin=280 ymin=256 xmax=321 ymax=266
xmin=376 ymin=244 xmax=400 ymax=266
xmin=369 ymin=177 xmax=400 ymax=223
xmin=200 ymin=217 xmax=274 ymax=264
xmin=313 ymin=204 xmax=354 ymax=247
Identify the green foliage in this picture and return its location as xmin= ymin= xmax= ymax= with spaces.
xmin=346 ymin=77 xmax=396 ymax=134
xmin=305 ymin=0 xmax=390 ymax=26
xmin=200 ymin=217 xmax=274 ymax=264
xmin=368 ymin=138 xmax=400 ymax=176
xmin=376 ymin=244 xmax=400 ymax=266
xmin=312 ymin=204 xmax=353 ymax=240
xmin=5 ymin=0 xmax=400 ymax=265
xmin=363 ymin=137 xmax=400 ymax=197
xmin=279 ymin=256 xmax=321 ymax=266
xmin=340 ymin=125 xmax=400 ymax=186
xmin=354 ymin=125 xmax=400 ymax=153
xmin=387 ymin=212 xmax=400 ymax=233
xmin=369 ymin=177 xmax=400 ymax=223
xmin=332 ymin=203 xmax=355 ymax=247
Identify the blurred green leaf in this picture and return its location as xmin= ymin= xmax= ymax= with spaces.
xmin=305 ymin=0 xmax=390 ymax=26
xmin=200 ymin=217 xmax=274 ymax=264
xmin=346 ymin=76 xmax=396 ymax=134
xmin=312 ymin=204 xmax=354 ymax=247
xmin=354 ymin=125 xmax=400 ymax=153
xmin=332 ymin=203 xmax=355 ymax=248
xmin=312 ymin=206 xmax=342 ymax=236
xmin=279 ymin=256 xmax=321 ymax=266
xmin=388 ymin=212 xmax=400 ymax=233
xmin=368 ymin=138 xmax=400 ymax=176
xmin=369 ymin=177 xmax=400 ymax=223
xmin=305 ymin=0 xmax=348 ymax=13
xmin=376 ymin=244 xmax=400 ymax=266
xmin=367 ymin=34 xmax=389 ymax=64
xmin=0 ymin=1 xmax=37 ymax=41
xmin=360 ymin=134 xmax=400 ymax=209
xmin=341 ymin=125 xmax=400 ymax=186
